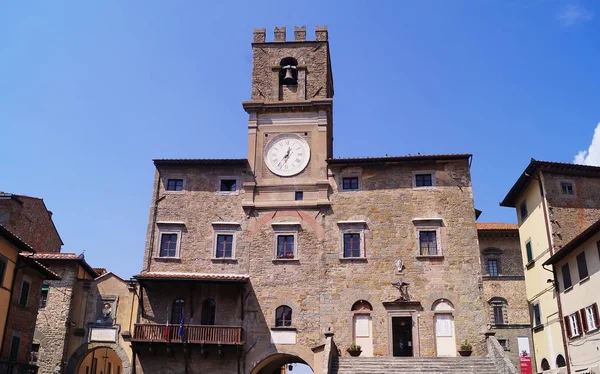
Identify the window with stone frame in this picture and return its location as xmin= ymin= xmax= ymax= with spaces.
xmin=560 ymin=182 xmax=574 ymax=195
xmin=487 ymin=259 xmax=500 ymax=276
xmin=337 ymin=167 xmax=363 ymax=193
xmin=212 ymin=223 xmax=240 ymax=260
xmin=342 ymin=176 xmax=360 ymax=191
xmin=156 ymin=223 xmax=184 ymax=258
xmin=166 ymin=178 xmax=184 ymax=192
xmin=489 ymin=297 xmax=508 ymax=325
xmin=276 ymin=234 xmax=295 ymax=259
xmin=414 ymin=219 xmax=443 ymax=257
xmin=497 ymin=339 xmax=509 ymax=351
xmin=419 ymin=231 xmax=438 ymax=255
xmin=218 ymin=176 xmax=240 ymax=194
xmin=159 ymin=233 xmax=179 ymax=258
xmin=337 ymin=221 xmax=367 ymax=259
xmin=271 ymin=222 xmax=300 ymax=260
xmin=215 ymin=234 xmax=234 ymax=258
xmin=275 ymin=305 xmax=292 ymax=327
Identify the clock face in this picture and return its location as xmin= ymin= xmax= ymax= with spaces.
xmin=265 ymin=134 xmax=311 ymax=177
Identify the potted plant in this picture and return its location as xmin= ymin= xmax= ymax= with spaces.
xmin=347 ymin=343 xmax=362 ymax=357
xmin=458 ymin=340 xmax=473 ymax=356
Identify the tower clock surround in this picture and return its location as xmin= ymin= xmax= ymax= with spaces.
xmin=264 ymin=133 xmax=311 ymax=177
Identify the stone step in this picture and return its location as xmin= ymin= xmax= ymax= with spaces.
xmin=331 ymin=356 xmax=502 ymax=374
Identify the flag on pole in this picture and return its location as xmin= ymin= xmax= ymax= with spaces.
xmin=178 ymin=308 xmax=185 ymax=341
xmin=164 ymin=307 xmax=170 ymax=340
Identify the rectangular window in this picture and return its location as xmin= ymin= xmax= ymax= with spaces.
xmin=30 ymin=343 xmax=40 ymax=365
xmin=276 ymin=235 xmax=295 ymax=259
xmin=415 ymin=173 xmax=433 ymax=187
xmin=40 ymin=284 xmax=49 ymax=309
xmin=419 ymin=231 xmax=438 ymax=256
xmin=585 ymin=304 xmax=598 ymax=331
xmin=532 ymin=303 xmax=542 ymax=327
xmin=220 ymin=179 xmax=237 ymax=192
xmin=493 ymin=304 xmax=505 ymax=324
xmin=166 ymin=179 xmax=184 ymax=191
xmin=215 ymin=234 xmax=233 ymax=258
xmin=159 ymin=233 xmax=178 ymax=257
xmin=19 ymin=280 xmax=30 ymax=307
xmin=577 ymin=252 xmax=589 ymax=280
xmin=488 ymin=259 xmax=499 ymax=276
xmin=343 ymin=233 xmax=361 ymax=258
xmin=561 ymin=263 xmax=572 ymax=289
xmin=9 ymin=335 xmax=20 ymax=361
xmin=498 ymin=339 xmax=509 ymax=351
xmin=561 ymin=182 xmax=574 ymax=195
xmin=525 ymin=241 xmax=533 ymax=263
xmin=569 ymin=313 xmax=580 ymax=337
xmin=342 ymin=177 xmax=359 ymax=190
xmin=0 ymin=256 xmax=6 ymax=287
xmin=295 ymin=191 xmax=303 ymax=201
xmin=520 ymin=201 xmax=528 ymax=220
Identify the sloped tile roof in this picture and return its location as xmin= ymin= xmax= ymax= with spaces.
xmin=476 ymin=222 xmax=518 ymax=230
xmin=327 ymin=153 xmax=471 ymax=164
xmin=134 ymin=271 xmax=249 ymax=282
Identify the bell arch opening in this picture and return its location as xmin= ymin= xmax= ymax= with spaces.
xmin=251 ymin=353 xmax=313 ymax=374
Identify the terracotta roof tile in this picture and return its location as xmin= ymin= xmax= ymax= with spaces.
xmin=33 ymin=252 xmax=81 ymax=259
xmin=327 ymin=153 xmax=471 ymax=164
xmin=477 ymin=222 xmax=518 ymax=230
xmin=134 ymin=272 xmax=249 ymax=282
xmin=19 ymin=253 xmax=61 ymax=279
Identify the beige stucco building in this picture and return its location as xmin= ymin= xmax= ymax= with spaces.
xmin=501 ymin=159 xmax=600 ymax=374
xmin=545 ymin=219 xmax=600 ymax=373
xmin=130 ymin=26 xmax=498 ymax=374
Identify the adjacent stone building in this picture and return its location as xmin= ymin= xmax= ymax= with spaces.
xmin=131 ymin=26 xmax=490 ymax=374
xmin=477 ymin=222 xmax=534 ymax=369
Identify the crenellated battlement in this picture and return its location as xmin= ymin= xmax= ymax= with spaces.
xmin=253 ymin=25 xmax=328 ymax=43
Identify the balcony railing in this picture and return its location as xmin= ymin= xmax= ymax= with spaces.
xmin=132 ymin=324 xmax=243 ymax=345
xmin=0 ymin=362 xmax=39 ymax=374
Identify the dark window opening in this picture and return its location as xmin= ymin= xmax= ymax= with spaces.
xmin=30 ymin=343 xmax=40 ymax=365
xmin=201 ymin=299 xmax=216 ymax=325
xmin=533 ymin=304 xmax=542 ymax=327
xmin=276 ymin=305 xmax=292 ymax=327
xmin=415 ymin=174 xmax=433 ymax=187
xmin=520 ymin=201 xmax=528 ymax=220
xmin=343 ymin=233 xmax=361 ymax=258
xmin=488 ymin=259 xmax=499 ymax=276
xmin=166 ymin=179 xmax=184 ymax=191
xmin=40 ymin=284 xmax=49 ymax=309
xmin=561 ymin=182 xmax=574 ymax=195
xmin=215 ymin=234 xmax=233 ymax=258
xmin=541 ymin=359 xmax=550 ymax=371
xmin=342 ymin=177 xmax=359 ymax=190
xmin=9 ymin=335 xmax=20 ymax=361
xmin=0 ymin=257 xmax=6 ymax=287
xmin=498 ymin=339 xmax=508 ymax=351
xmin=220 ymin=179 xmax=237 ymax=192
xmin=493 ymin=304 xmax=505 ymax=324
xmin=295 ymin=191 xmax=303 ymax=201
xmin=562 ymin=263 xmax=572 ymax=289
xmin=279 ymin=57 xmax=298 ymax=85
xmin=160 ymin=233 xmax=178 ymax=257
xmin=556 ymin=354 xmax=566 ymax=368
xmin=577 ymin=252 xmax=589 ymax=280
xmin=419 ymin=231 xmax=438 ymax=256
xmin=171 ymin=299 xmax=185 ymax=325
xmin=19 ymin=280 xmax=30 ymax=307
xmin=277 ymin=235 xmax=295 ymax=259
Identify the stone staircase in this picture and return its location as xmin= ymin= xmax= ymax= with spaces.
xmin=331 ymin=356 xmax=508 ymax=374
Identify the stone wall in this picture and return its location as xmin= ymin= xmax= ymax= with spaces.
xmin=1 ymin=266 xmax=44 ymax=363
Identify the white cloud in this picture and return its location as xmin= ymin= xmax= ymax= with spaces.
xmin=557 ymin=4 xmax=594 ymax=27
xmin=574 ymin=123 xmax=600 ymax=165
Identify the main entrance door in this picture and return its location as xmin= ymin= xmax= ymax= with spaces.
xmin=392 ymin=317 xmax=413 ymax=357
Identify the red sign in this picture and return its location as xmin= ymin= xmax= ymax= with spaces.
xmin=520 ymin=354 xmax=532 ymax=374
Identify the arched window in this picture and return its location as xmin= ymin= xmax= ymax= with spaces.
xmin=540 ymin=358 xmax=550 ymax=371
xmin=488 ymin=297 xmax=508 ymax=325
xmin=171 ymin=299 xmax=185 ymax=324
xmin=351 ymin=300 xmax=373 ymax=312
xmin=201 ymin=299 xmax=216 ymax=325
xmin=556 ymin=354 xmax=566 ymax=368
xmin=279 ymin=57 xmax=298 ymax=85
xmin=276 ymin=305 xmax=292 ymax=327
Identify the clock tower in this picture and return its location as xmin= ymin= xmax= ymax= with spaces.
xmin=242 ymin=26 xmax=334 ymax=209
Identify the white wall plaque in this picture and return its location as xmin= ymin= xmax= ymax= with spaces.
xmin=270 ymin=329 xmax=296 ymax=345
xmin=354 ymin=315 xmax=370 ymax=337
xmin=435 ymin=314 xmax=453 ymax=337
xmin=89 ymin=327 xmax=118 ymax=343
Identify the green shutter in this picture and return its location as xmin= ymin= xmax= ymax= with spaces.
xmin=526 ymin=242 xmax=533 ymax=262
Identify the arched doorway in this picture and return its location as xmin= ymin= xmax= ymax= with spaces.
xmin=251 ymin=353 xmax=313 ymax=374
xmin=432 ymin=299 xmax=456 ymax=357
xmin=75 ymin=347 xmax=122 ymax=374
xmin=351 ymin=300 xmax=373 ymax=357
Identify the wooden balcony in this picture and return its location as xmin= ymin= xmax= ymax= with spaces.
xmin=0 ymin=361 xmax=39 ymax=374
xmin=132 ymin=324 xmax=243 ymax=345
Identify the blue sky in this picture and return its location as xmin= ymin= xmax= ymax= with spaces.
xmin=1 ymin=0 xmax=599 ymax=290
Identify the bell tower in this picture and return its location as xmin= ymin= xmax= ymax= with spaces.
xmin=243 ymin=26 xmax=334 ymax=209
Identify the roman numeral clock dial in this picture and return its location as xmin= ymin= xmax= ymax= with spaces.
xmin=265 ymin=134 xmax=311 ymax=177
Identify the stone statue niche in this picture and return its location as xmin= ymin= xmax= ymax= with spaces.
xmin=95 ymin=296 xmax=118 ymax=325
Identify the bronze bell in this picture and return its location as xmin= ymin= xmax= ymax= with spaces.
xmin=281 ymin=65 xmax=296 ymax=85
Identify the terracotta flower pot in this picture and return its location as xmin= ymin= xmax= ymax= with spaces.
xmin=347 ymin=349 xmax=362 ymax=357
xmin=458 ymin=350 xmax=472 ymax=357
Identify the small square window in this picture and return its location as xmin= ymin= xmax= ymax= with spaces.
xmin=561 ymin=182 xmax=574 ymax=195
xmin=40 ymin=284 xmax=49 ymax=309
xmin=166 ymin=179 xmax=184 ymax=191
xmin=520 ymin=201 xmax=528 ymax=220
xmin=19 ymin=280 xmax=30 ymax=307
xmin=295 ymin=191 xmax=303 ymax=201
xmin=562 ymin=263 xmax=572 ymax=289
xmin=343 ymin=233 xmax=362 ymax=258
xmin=488 ymin=259 xmax=499 ymax=276
xmin=215 ymin=234 xmax=234 ymax=258
xmin=419 ymin=231 xmax=438 ymax=256
xmin=276 ymin=235 xmax=295 ymax=259
xmin=415 ymin=173 xmax=433 ymax=187
xmin=525 ymin=240 xmax=533 ymax=263
xmin=498 ymin=339 xmax=509 ymax=351
xmin=342 ymin=177 xmax=359 ymax=190
xmin=159 ymin=233 xmax=178 ymax=257
xmin=220 ymin=179 xmax=237 ymax=192
xmin=577 ymin=252 xmax=588 ymax=280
